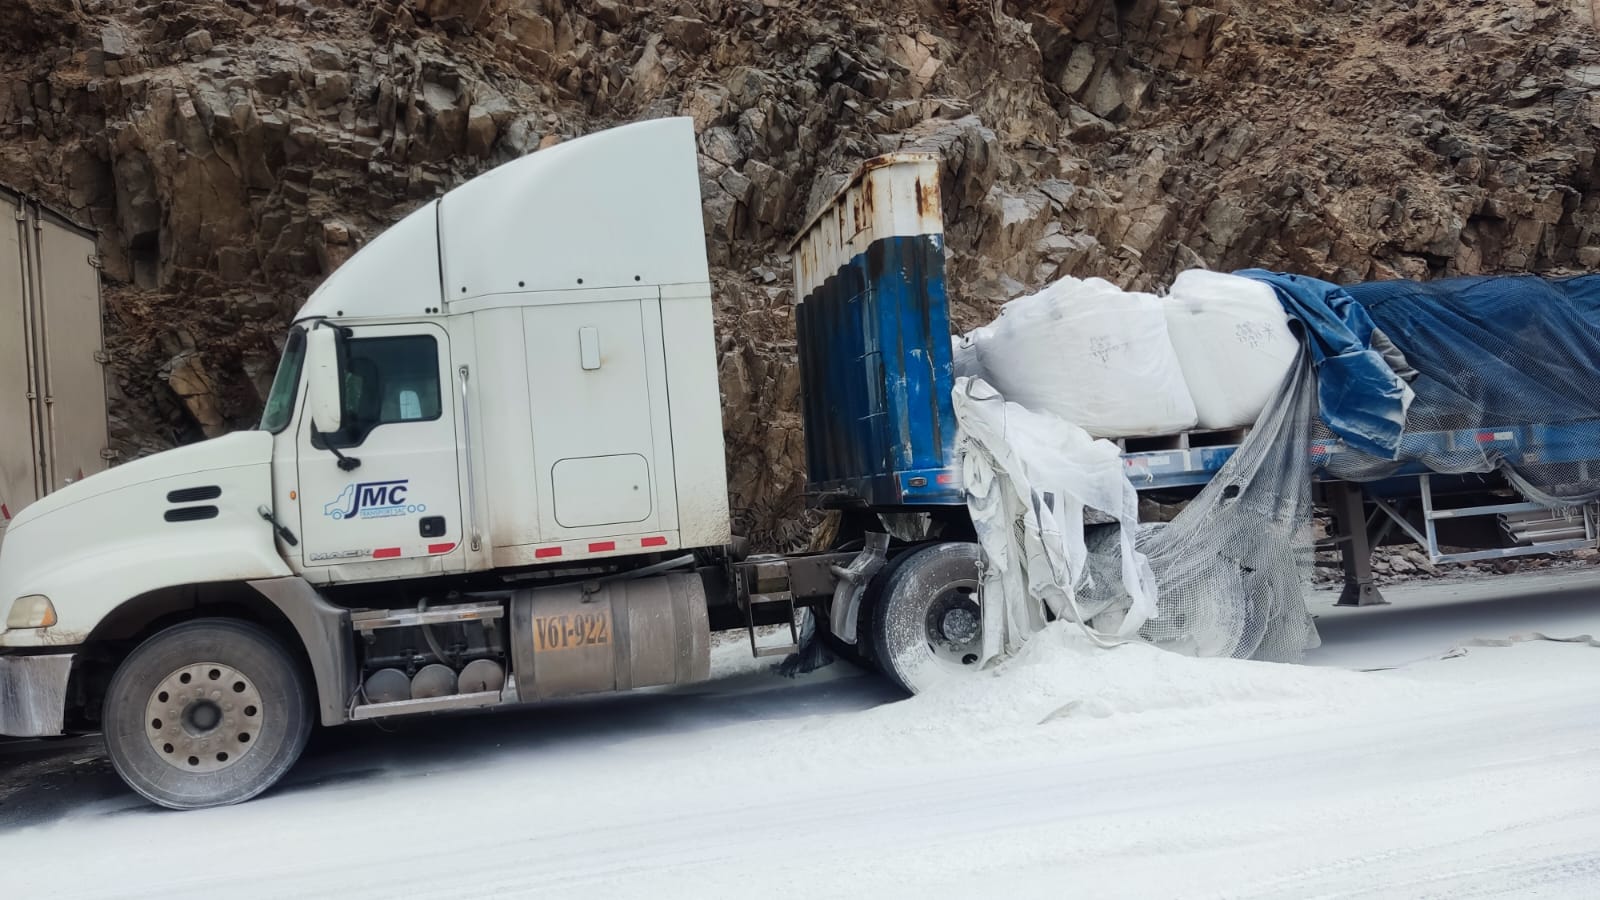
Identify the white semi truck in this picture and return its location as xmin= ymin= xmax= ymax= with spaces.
xmin=0 ymin=118 xmax=984 ymax=808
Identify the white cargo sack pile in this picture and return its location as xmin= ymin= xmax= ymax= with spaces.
xmin=953 ymin=270 xmax=1321 ymax=667
xmin=971 ymin=277 xmax=1197 ymax=438
xmin=1163 ymin=270 xmax=1300 ymax=430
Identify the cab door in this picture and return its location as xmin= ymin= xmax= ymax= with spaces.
xmin=296 ymin=323 xmax=463 ymax=571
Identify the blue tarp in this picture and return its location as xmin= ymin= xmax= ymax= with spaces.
xmin=1239 ymin=269 xmax=1600 ymax=470
xmin=1236 ymin=270 xmax=1410 ymax=458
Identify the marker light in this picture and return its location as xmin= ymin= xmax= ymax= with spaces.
xmin=6 ymin=595 xmax=57 ymax=629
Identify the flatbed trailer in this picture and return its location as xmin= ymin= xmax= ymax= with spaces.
xmin=790 ymin=186 xmax=1600 ymax=610
xmin=787 ymin=158 xmax=1600 ymax=613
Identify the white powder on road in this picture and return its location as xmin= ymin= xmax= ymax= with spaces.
xmin=3 ymin=573 xmax=1598 ymax=899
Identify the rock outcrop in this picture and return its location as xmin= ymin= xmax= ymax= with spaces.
xmin=3 ymin=0 xmax=1598 ymax=546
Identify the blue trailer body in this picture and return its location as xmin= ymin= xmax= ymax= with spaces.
xmin=791 ymin=155 xmax=962 ymax=508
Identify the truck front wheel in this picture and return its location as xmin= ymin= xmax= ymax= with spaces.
xmin=103 ymin=619 xmax=312 ymax=810
xmin=871 ymin=542 xmax=984 ymax=694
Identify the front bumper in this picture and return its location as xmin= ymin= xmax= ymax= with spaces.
xmin=0 ymin=652 xmax=73 ymax=736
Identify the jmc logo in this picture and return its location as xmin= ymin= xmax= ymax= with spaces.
xmin=324 ymin=480 xmax=426 ymax=521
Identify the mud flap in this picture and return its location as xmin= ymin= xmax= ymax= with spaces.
xmin=827 ymin=531 xmax=890 ymax=644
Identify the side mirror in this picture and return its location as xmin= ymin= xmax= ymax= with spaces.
xmin=306 ymin=325 xmax=345 ymax=434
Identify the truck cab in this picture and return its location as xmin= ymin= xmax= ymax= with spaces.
xmin=0 ymin=118 xmax=737 ymax=803
xmin=272 ymin=115 xmax=731 ymax=583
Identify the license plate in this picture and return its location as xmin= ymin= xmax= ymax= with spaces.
xmin=532 ymin=610 xmax=613 ymax=652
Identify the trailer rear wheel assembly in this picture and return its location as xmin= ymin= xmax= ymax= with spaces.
xmin=871 ymin=542 xmax=984 ymax=694
xmin=104 ymin=619 xmax=312 ymax=810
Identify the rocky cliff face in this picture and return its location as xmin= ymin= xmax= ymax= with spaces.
xmin=4 ymin=0 xmax=1598 ymax=546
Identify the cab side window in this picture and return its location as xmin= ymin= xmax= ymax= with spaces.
xmin=316 ymin=335 xmax=441 ymax=449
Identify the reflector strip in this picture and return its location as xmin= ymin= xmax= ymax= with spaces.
xmin=589 ymin=541 xmax=616 ymax=553
xmin=372 ymin=547 xmax=401 ymax=559
xmin=535 ymin=547 xmax=562 ymax=558
xmin=427 ymin=542 xmax=457 ymax=555
xmin=1 ymin=503 xmax=9 ymax=520
xmin=641 ymin=536 xmax=668 ymax=548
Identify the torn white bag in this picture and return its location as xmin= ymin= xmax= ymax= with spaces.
xmin=953 ymin=377 xmax=1159 ymax=665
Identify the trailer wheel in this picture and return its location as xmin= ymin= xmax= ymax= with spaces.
xmin=103 ymin=619 xmax=312 ymax=810
xmin=871 ymin=542 xmax=984 ymax=694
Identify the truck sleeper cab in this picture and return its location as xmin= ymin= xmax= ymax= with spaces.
xmin=0 ymin=119 xmax=985 ymax=809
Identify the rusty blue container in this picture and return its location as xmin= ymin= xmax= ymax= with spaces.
xmin=790 ymin=154 xmax=961 ymax=508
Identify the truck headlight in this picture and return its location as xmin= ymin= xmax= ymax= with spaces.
xmin=5 ymin=595 xmax=57 ymax=629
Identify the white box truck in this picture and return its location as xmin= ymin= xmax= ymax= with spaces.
xmin=0 ymin=119 xmax=982 ymax=809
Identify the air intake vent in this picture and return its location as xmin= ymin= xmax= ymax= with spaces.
xmin=164 ymin=506 xmax=219 ymax=523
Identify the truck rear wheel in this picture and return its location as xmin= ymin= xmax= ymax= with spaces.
xmin=103 ymin=619 xmax=312 ymax=810
xmin=871 ymin=542 xmax=984 ymax=694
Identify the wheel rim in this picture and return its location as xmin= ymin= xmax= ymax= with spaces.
xmin=143 ymin=662 xmax=265 ymax=774
xmin=920 ymin=581 xmax=982 ymax=669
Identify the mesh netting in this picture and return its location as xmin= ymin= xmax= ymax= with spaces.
xmin=1118 ymin=348 xmax=1321 ymax=661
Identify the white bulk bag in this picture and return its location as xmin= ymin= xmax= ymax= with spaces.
xmin=975 ymin=276 xmax=1198 ymax=438
xmin=1164 ymin=270 xmax=1299 ymax=430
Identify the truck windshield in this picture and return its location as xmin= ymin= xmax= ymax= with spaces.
xmin=259 ymin=327 xmax=307 ymax=434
